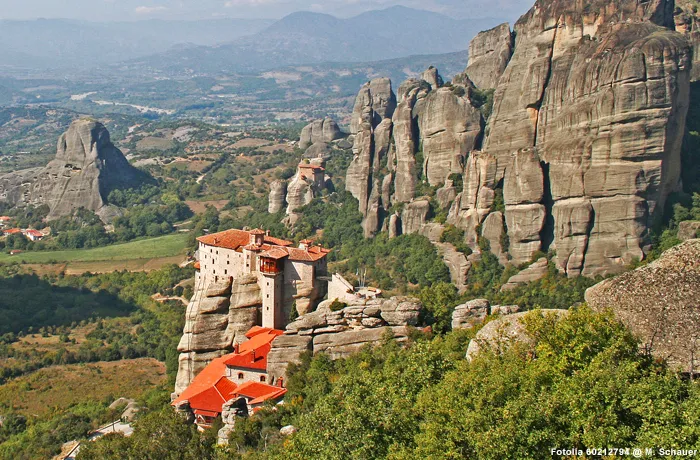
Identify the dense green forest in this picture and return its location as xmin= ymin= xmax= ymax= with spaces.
xmin=77 ymin=307 xmax=700 ymax=459
xmin=0 ymin=265 xmax=192 ymax=459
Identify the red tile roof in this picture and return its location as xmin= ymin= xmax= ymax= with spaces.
xmin=172 ymin=327 xmax=284 ymax=414
xmin=198 ymin=229 xmax=293 ymax=251
xmin=233 ymin=381 xmax=287 ymax=405
xmin=25 ymin=230 xmax=43 ymax=237
xmin=3 ymin=228 xmax=21 ymax=235
xmin=172 ymin=352 xmax=237 ymax=414
xmin=259 ymin=248 xmax=289 ymax=260
xmin=198 ymin=228 xmax=329 ymax=262
xmin=224 ymin=328 xmax=283 ymax=370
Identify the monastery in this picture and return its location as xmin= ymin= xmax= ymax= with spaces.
xmin=195 ymin=228 xmax=330 ymax=329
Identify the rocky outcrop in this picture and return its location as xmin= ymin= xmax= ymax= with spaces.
xmin=465 ymin=309 xmax=568 ymax=361
xmin=675 ymin=1 xmax=700 ymax=81
xmin=268 ymin=180 xmax=287 ymax=214
xmin=267 ymin=296 xmax=422 ymax=381
xmin=585 ymin=239 xmax=700 ymax=375
xmin=500 ymin=257 xmax=549 ymax=291
xmin=175 ymin=276 xmax=261 ymax=394
xmin=452 ymin=298 xmax=522 ymax=330
xmin=465 ymin=23 xmax=514 ymax=89
xmin=299 ymin=118 xmax=343 ymax=150
xmin=678 ymin=221 xmax=700 ymax=241
xmin=400 ymin=199 xmax=431 ymax=235
xmin=0 ymin=118 xmax=146 ymax=221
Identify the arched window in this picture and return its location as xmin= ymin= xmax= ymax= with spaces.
xmin=238 ymin=373 xmax=244 ymax=380
xmin=260 ymin=376 xmax=266 ymax=383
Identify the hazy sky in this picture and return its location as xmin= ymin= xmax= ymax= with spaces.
xmin=0 ymin=0 xmax=531 ymax=21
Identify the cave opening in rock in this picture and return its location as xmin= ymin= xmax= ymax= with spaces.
xmin=539 ymin=161 xmax=555 ymax=252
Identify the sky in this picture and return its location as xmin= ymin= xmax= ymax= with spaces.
xmin=0 ymin=0 xmax=531 ymax=22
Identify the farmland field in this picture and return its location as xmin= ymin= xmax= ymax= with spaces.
xmin=0 ymin=233 xmax=190 ymax=265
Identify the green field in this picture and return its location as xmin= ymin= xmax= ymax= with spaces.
xmin=0 ymin=233 xmax=191 ymax=264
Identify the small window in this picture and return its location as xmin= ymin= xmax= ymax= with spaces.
xmin=266 ymin=294 xmax=270 ymax=298
xmin=267 ymin=282 xmax=270 ymax=286
xmin=238 ymin=373 xmax=244 ymax=380
xmin=225 ymin=270 xmax=228 ymax=275
xmin=260 ymin=376 xmax=266 ymax=383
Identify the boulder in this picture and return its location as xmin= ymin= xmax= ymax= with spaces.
xmin=267 ymin=296 xmax=423 ymax=381
xmin=299 ymin=118 xmax=343 ymax=150
xmin=678 ymin=221 xmax=700 ymax=241
xmin=585 ymin=239 xmax=700 ymax=374
xmin=466 ymin=310 xmax=568 ymax=361
xmin=452 ymin=299 xmax=491 ymax=330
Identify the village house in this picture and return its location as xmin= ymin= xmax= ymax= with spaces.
xmin=23 ymin=229 xmax=44 ymax=242
xmin=172 ymin=327 xmax=286 ymax=430
xmin=0 ymin=216 xmax=11 ymax=228
xmin=195 ymin=228 xmax=330 ymax=330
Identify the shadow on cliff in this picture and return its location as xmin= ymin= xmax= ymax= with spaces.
xmin=0 ymin=273 xmax=135 ymax=336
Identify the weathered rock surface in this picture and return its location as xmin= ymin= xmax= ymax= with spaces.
xmin=419 ymin=87 xmax=483 ymax=186
xmin=465 ymin=23 xmax=514 ymax=89
xmin=585 ymin=239 xmax=700 ymax=374
xmin=299 ymin=118 xmax=343 ymax=150
xmin=452 ymin=299 xmax=490 ymax=330
xmin=452 ymin=298 xmax=523 ymax=330
xmin=267 ymin=296 xmax=422 ymax=381
xmin=401 ymin=199 xmax=430 ymax=235
xmin=466 ymin=310 xmax=568 ymax=361
xmin=268 ymin=180 xmax=287 ymax=214
xmin=678 ymin=221 xmax=700 ymax=241
xmin=675 ymin=0 xmax=700 ymax=81
xmin=175 ymin=276 xmax=261 ymax=394
xmin=0 ymin=118 xmax=145 ymax=221
xmin=501 ymin=257 xmax=549 ymax=291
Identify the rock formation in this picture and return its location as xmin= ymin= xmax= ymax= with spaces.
xmin=267 ymin=296 xmax=422 ymax=381
xmin=675 ymin=1 xmax=700 ymax=81
xmin=585 ymin=239 xmax=700 ymax=375
xmin=343 ymin=0 xmax=692 ymax=278
xmin=299 ymin=118 xmax=343 ymax=150
xmin=175 ymin=276 xmax=261 ymax=394
xmin=268 ymin=159 xmax=331 ymax=224
xmin=465 ymin=309 xmax=568 ymax=361
xmin=268 ymin=180 xmax=287 ymax=214
xmin=451 ymin=298 xmax=521 ymax=330
xmin=500 ymin=257 xmax=549 ymax=291
xmin=678 ymin=221 xmax=700 ymax=241
xmin=0 ymin=118 xmax=146 ymax=221
xmin=465 ymin=23 xmax=514 ymax=89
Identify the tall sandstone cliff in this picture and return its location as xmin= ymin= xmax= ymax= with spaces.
xmin=345 ymin=0 xmax=692 ymax=278
xmin=0 ymin=119 xmax=145 ymax=221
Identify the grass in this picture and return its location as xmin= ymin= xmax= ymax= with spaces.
xmin=0 ymin=233 xmax=190 ymax=264
xmin=0 ymin=358 xmax=167 ymax=417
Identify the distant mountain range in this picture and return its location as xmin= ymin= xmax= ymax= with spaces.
xmin=126 ymin=6 xmax=505 ymax=75
xmin=0 ymin=18 xmax=274 ymax=69
xmin=0 ymin=7 xmax=504 ymax=76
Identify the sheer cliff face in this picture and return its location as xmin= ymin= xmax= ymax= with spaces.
xmin=345 ymin=0 xmax=692 ymax=277
xmin=0 ymin=119 xmax=144 ymax=221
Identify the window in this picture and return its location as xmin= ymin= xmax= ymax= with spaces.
xmin=225 ymin=270 xmax=228 ymax=275
xmin=266 ymin=294 xmax=270 ymax=298
xmin=260 ymin=376 xmax=266 ymax=383
xmin=238 ymin=373 xmax=244 ymax=380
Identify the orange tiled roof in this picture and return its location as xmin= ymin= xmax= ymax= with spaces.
xmin=259 ymin=248 xmax=289 ymax=260
xmin=25 ymin=230 xmax=43 ymax=237
xmin=3 ymin=228 xmax=22 ymax=235
xmin=172 ymin=354 xmax=236 ymax=413
xmin=198 ymin=229 xmax=293 ymax=250
xmin=224 ymin=328 xmax=283 ymax=370
xmin=173 ymin=327 xmax=284 ymax=413
xmin=233 ymin=381 xmax=288 ymax=405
